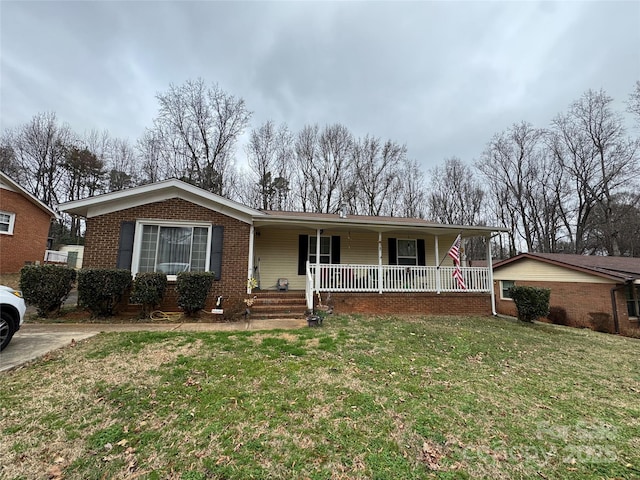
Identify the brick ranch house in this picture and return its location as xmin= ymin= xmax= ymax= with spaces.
xmin=0 ymin=170 xmax=57 ymax=274
xmin=493 ymin=252 xmax=640 ymax=336
xmin=59 ymin=179 xmax=505 ymax=319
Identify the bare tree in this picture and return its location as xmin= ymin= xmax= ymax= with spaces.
xmin=293 ymin=123 xmax=353 ymax=213
xmin=550 ymin=89 xmax=639 ymax=255
xmin=149 ymin=78 xmax=252 ymax=194
xmin=477 ymin=122 xmax=548 ymax=253
xmin=628 ymin=80 xmax=640 ymax=126
xmin=293 ymin=124 xmax=319 ymax=212
xmin=107 ymin=138 xmax=137 ymax=191
xmin=246 ymin=121 xmax=294 ymax=210
xmin=8 ymin=112 xmax=73 ymax=207
xmin=391 ymin=157 xmax=427 ymax=219
xmin=351 ymin=136 xmax=406 ymax=216
xmin=427 ymin=157 xmax=484 ymax=225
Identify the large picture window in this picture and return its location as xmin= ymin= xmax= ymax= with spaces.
xmin=0 ymin=211 xmax=15 ymax=234
xmin=309 ymin=236 xmax=331 ymax=264
xmin=135 ymin=223 xmax=211 ymax=276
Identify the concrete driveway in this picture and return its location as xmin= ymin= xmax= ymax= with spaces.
xmin=0 ymin=318 xmax=308 ymax=373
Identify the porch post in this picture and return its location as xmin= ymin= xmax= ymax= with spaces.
xmin=315 ymin=229 xmax=321 ymax=293
xmin=247 ymin=225 xmax=255 ymax=294
xmin=487 ymin=235 xmax=497 ymax=315
xmin=435 ymin=235 xmax=441 ymax=294
xmin=378 ymin=232 xmax=383 ymax=294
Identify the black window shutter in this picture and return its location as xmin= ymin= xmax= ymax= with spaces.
xmin=388 ymin=238 xmax=397 ymax=265
xmin=209 ymin=226 xmax=224 ymax=280
xmin=298 ymin=235 xmax=308 ymax=275
xmin=417 ymin=239 xmax=426 ymax=266
xmin=331 ymin=235 xmax=341 ymax=264
xmin=116 ymin=221 xmax=135 ymax=270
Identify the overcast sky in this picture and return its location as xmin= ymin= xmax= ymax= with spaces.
xmin=1 ymin=1 xmax=639 ymax=173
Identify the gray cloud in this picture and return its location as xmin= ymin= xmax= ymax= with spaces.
xmin=1 ymin=0 xmax=638 ymax=172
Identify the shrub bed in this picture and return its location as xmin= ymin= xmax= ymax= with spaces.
xmin=77 ymin=269 xmax=132 ymax=317
xmin=19 ymin=265 xmax=77 ymax=317
xmin=510 ymin=285 xmax=550 ymax=323
xmin=176 ymin=272 xmax=215 ymax=316
xmin=130 ymin=272 xmax=168 ymax=317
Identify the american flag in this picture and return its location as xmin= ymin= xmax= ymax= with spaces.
xmin=448 ymin=234 xmax=466 ymax=290
xmin=448 ymin=234 xmax=462 ymax=266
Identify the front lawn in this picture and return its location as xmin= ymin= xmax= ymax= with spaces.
xmin=1 ymin=315 xmax=639 ymax=479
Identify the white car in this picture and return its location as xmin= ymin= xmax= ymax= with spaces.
xmin=0 ymin=285 xmax=26 ymax=351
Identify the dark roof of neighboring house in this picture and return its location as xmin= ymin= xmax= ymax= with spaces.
xmin=493 ymin=252 xmax=640 ymax=282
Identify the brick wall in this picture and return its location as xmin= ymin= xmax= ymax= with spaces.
xmin=0 ymin=189 xmax=52 ymax=273
xmin=84 ymin=198 xmax=250 ymax=312
xmin=329 ymin=292 xmax=492 ymax=316
xmin=493 ymin=280 xmax=640 ymax=336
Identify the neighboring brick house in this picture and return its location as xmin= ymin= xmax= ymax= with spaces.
xmin=60 ymin=179 xmax=505 ymax=317
xmin=493 ymin=253 xmax=640 ymax=336
xmin=0 ymin=170 xmax=57 ymax=274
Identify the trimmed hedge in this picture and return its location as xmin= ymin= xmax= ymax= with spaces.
xmin=77 ymin=269 xmax=132 ymax=317
xmin=130 ymin=272 xmax=168 ymax=317
xmin=510 ymin=285 xmax=551 ymax=323
xmin=176 ymin=272 xmax=215 ymax=316
xmin=19 ymin=265 xmax=77 ymax=317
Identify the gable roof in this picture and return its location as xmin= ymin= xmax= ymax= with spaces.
xmin=0 ymin=170 xmax=58 ymax=218
xmin=493 ymin=252 xmax=640 ymax=282
xmin=59 ymin=178 xmax=264 ymax=224
xmin=58 ymin=178 xmax=505 ymax=236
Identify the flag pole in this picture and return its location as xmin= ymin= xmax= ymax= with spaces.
xmin=438 ymin=231 xmax=463 ymax=267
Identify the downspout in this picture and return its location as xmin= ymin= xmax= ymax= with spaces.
xmin=487 ymin=233 xmax=497 ymax=316
xmin=247 ymin=225 xmax=255 ymax=294
xmin=610 ymin=281 xmax=629 ymax=335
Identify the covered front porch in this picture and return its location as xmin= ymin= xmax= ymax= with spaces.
xmin=250 ymin=212 xmax=501 ymax=315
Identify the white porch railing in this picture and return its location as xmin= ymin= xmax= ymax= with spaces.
xmin=306 ymin=263 xmax=490 ymax=299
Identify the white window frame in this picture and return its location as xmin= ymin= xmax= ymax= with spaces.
xmin=309 ymin=236 xmax=331 ymax=264
xmin=500 ymin=280 xmax=515 ymax=300
xmin=397 ymin=239 xmax=418 ymax=266
xmin=0 ymin=211 xmax=16 ymax=235
xmin=130 ymin=220 xmax=213 ymax=280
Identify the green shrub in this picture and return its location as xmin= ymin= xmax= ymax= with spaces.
xmin=19 ymin=265 xmax=77 ymax=317
xmin=130 ymin=272 xmax=168 ymax=317
xmin=77 ymin=269 xmax=132 ymax=317
xmin=176 ymin=272 xmax=215 ymax=316
xmin=510 ymin=286 xmax=550 ymax=323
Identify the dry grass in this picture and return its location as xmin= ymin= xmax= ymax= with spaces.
xmin=1 ymin=315 xmax=639 ymax=479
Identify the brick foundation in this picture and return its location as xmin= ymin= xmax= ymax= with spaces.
xmin=328 ymin=292 xmax=492 ymax=316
